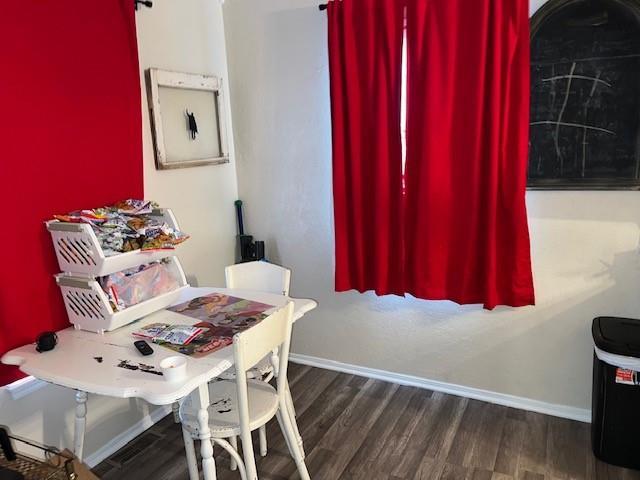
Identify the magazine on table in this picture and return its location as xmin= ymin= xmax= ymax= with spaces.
xmin=167 ymin=292 xmax=276 ymax=334
xmin=133 ymin=322 xmax=235 ymax=358
xmin=133 ymin=323 xmax=203 ymax=345
xmin=133 ymin=293 xmax=276 ymax=357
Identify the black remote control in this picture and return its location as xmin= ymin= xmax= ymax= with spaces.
xmin=134 ymin=340 xmax=154 ymax=356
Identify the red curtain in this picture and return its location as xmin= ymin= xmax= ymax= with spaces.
xmin=328 ymin=0 xmax=406 ymax=295
xmin=404 ymin=0 xmax=534 ymax=309
xmin=0 ymin=0 xmax=143 ymax=386
xmin=328 ymin=0 xmax=535 ymax=309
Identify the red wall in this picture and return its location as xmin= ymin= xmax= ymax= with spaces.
xmin=0 ymin=1 xmax=143 ymax=385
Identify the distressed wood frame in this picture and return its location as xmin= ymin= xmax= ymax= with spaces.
xmin=146 ymin=68 xmax=229 ymax=170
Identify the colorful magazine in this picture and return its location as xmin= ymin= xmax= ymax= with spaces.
xmin=167 ymin=293 xmax=275 ymax=335
xmin=133 ymin=323 xmax=203 ymax=345
xmin=133 ymin=294 xmax=277 ymax=358
xmin=155 ymin=322 xmax=235 ymax=358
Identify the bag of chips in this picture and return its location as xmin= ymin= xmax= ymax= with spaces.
xmin=53 ymin=199 xmax=189 ymax=256
xmin=99 ymin=261 xmax=180 ymax=311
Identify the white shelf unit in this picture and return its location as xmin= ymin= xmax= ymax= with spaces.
xmin=46 ymin=209 xmax=181 ymax=277
xmin=47 ymin=208 xmax=190 ymax=333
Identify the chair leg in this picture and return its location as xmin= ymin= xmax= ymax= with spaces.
xmin=285 ymin=381 xmax=305 ymax=457
xmin=229 ymin=436 xmax=238 ymax=471
xmin=214 ymin=438 xmax=248 ymax=480
xmin=276 ymin=409 xmax=310 ymax=480
xmin=259 ymin=425 xmax=267 ymax=457
xmin=239 ymin=428 xmax=257 ymax=480
xmin=236 ymin=368 xmax=258 ymax=480
xmin=277 ymin=411 xmax=294 ymax=458
xmin=181 ymin=425 xmax=200 ymax=480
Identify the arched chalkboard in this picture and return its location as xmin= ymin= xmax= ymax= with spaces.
xmin=529 ymin=0 xmax=640 ymax=189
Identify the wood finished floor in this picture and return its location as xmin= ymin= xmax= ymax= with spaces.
xmin=94 ymin=364 xmax=640 ymax=480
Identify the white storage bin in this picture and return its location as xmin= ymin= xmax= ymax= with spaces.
xmin=55 ymin=257 xmax=189 ymax=333
xmin=46 ymin=208 xmax=182 ymax=277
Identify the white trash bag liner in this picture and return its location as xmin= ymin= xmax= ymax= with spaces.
xmin=595 ymin=346 xmax=640 ymax=371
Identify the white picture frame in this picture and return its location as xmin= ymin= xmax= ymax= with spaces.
xmin=146 ymin=68 xmax=229 ymax=170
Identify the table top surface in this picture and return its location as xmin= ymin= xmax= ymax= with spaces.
xmin=1 ymin=287 xmax=317 ymax=405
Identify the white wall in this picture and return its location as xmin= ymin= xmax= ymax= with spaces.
xmin=140 ymin=0 xmax=238 ymax=288
xmin=223 ymin=0 xmax=640 ymax=412
xmin=0 ymin=0 xmax=237 ymax=463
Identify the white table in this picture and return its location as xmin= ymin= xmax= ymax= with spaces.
xmin=1 ymin=287 xmax=317 ymax=480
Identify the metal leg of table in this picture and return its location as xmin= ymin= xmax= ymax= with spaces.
xmin=74 ymin=391 xmax=88 ymax=461
xmin=191 ymin=384 xmax=217 ymax=480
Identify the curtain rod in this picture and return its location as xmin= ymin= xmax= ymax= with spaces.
xmin=319 ymin=3 xmax=328 ymax=10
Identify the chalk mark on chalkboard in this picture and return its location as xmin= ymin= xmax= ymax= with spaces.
xmin=581 ymin=71 xmax=602 ymax=177
xmin=532 ymin=63 xmax=618 ymax=176
xmin=542 ymin=74 xmax=612 ymax=88
xmin=530 ymin=121 xmax=616 ymax=136
xmin=555 ymin=62 xmax=577 ymax=173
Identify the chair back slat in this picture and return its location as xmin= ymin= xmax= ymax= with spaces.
xmin=233 ymin=301 xmax=293 ymax=390
xmin=225 ymin=261 xmax=291 ymax=296
xmin=233 ymin=301 xmax=294 ymax=479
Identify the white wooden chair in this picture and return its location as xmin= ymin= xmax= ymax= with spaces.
xmin=225 ymin=261 xmax=291 ymax=297
xmin=179 ymin=302 xmax=310 ymax=480
xmin=171 ymin=261 xmax=298 ymax=465
xmin=223 ymin=261 xmax=291 ymax=462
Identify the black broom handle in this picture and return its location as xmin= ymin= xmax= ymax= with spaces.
xmin=235 ymin=200 xmax=245 ymax=236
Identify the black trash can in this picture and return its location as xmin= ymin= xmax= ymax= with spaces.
xmin=592 ymin=316 xmax=640 ymax=470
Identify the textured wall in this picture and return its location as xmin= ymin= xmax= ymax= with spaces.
xmin=223 ymin=0 xmax=640 ymax=410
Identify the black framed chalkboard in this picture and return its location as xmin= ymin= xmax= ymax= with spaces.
xmin=528 ymin=0 xmax=640 ymax=189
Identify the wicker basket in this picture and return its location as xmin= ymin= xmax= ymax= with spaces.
xmin=0 ymin=428 xmax=76 ymax=480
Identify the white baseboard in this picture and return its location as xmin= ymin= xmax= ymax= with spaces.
xmin=3 ymin=376 xmax=49 ymax=400
xmin=84 ymin=405 xmax=172 ymax=468
xmin=289 ymin=353 xmax=591 ymax=423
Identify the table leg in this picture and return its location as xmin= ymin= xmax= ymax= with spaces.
xmin=191 ymin=384 xmax=217 ymax=480
xmin=172 ymin=402 xmax=180 ymax=423
xmin=181 ymin=424 xmax=200 ymax=480
xmin=74 ymin=391 xmax=88 ymax=461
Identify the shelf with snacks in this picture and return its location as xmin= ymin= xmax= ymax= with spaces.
xmin=47 ymin=200 xmax=191 ymax=333
xmin=55 ymin=256 xmax=188 ymax=333
xmin=46 ymin=206 xmax=187 ymax=277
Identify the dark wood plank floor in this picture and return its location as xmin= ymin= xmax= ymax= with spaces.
xmin=94 ymin=364 xmax=640 ymax=480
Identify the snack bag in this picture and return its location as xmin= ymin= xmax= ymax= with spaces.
xmin=99 ymin=261 xmax=180 ymax=311
xmin=53 ymin=199 xmax=189 ymax=256
xmin=113 ymin=199 xmax=155 ymax=215
xmin=153 ymin=325 xmax=203 ymax=345
xmin=141 ymin=225 xmax=190 ymax=251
